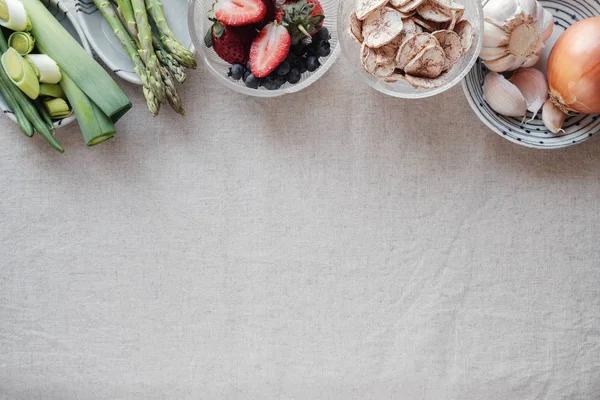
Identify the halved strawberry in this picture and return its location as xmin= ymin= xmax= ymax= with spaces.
xmin=249 ymin=22 xmax=291 ymax=78
xmin=205 ymin=21 xmax=256 ymax=64
xmin=213 ymin=0 xmax=267 ymax=26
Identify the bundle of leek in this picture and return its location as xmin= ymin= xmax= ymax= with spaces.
xmin=94 ymin=0 xmax=195 ymax=116
xmin=0 ymin=0 xmax=133 ymax=151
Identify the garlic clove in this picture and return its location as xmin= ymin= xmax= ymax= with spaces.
xmin=479 ymin=46 xmax=509 ymax=61
xmin=542 ymin=98 xmax=566 ymax=134
xmin=484 ymin=53 xmax=525 ymax=72
xmin=517 ymin=0 xmax=537 ymax=20
xmin=541 ymin=9 xmax=554 ymax=41
xmin=484 ymin=71 xmax=528 ymax=117
xmin=520 ymin=52 xmax=540 ymax=68
xmin=509 ymin=67 xmax=547 ymax=118
xmin=483 ymin=0 xmax=519 ymax=29
xmin=483 ymin=21 xmax=510 ymax=47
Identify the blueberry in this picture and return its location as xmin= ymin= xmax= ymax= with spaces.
xmin=317 ymin=42 xmax=331 ymax=57
xmin=287 ymin=68 xmax=301 ymax=84
xmin=317 ymin=27 xmax=330 ymax=41
xmin=243 ymin=70 xmax=251 ymax=82
xmin=246 ymin=61 xmax=252 ymax=70
xmin=229 ymin=64 xmax=245 ymax=80
xmin=276 ymin=60 xmax=291 ymax=76
xmin=298 ymin=58 xmax=308 ymax=73
xmin=291 ymin=43 xmax=305 ymax=56
xmin=306 ymin=56 xmax=320 ymax=72
xmin=262 ymin=76 xmax=282 ymax=90
xmin=245 ymin=73 xmax=260 ymax=89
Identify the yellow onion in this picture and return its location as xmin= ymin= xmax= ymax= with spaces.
xmin=547 ymin=17 xmax=600 ymax=114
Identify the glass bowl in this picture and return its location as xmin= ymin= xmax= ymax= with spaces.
xmin=188 ymin=0 xmax=340 ymax=97
xmin=337 ymin=0 xmax=484 ymax=98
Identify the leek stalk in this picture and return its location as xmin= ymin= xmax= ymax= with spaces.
xmin=60 ymin=72 xmax=115 ymax=146
xmin=0 ymin=0 xmax=31 ymax=32
xmin=2 ymin=47 xmax=40 ymax=99
xmin=39 ymin=82 xmax=65 ymax=98
xmin=20 ymin=0 xmax=131 ymax=123
xmin=0 ymin=74 xmax=34 ymax=136
xmin=42 ymin=97 xmax=71 ymax=119
xmin=25 ymin=54 xmax=61 ymax=84
xmin=8 ymin=31 xmax=35 ymax=55
xmin=0 ymin=29 xmax=62 ymax=151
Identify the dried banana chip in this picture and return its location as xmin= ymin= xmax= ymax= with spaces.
xmin=361 ymin=42 xmax=397 ymax=77
xmin=390 ymin=0 xmax=412 ymax=8
xmin=432 ymin=30 xmax=462 ymax=69
xmin=395 ymin=32 xmax=439 ymax=70
xmin=417 ymin=1 xmax=453 ymax=23
xmin=398 ymin=0 xmax=425 ymax=13
xmin=384 ymin=71 xmax=408 ymax=82
xmin=404 ymin=43 xmax=446 ymax=78
xmin=404 ymin=71 xmax=449 ymax=88
xmin=356 ymin=0 xmax=390 ymax=20
xmin=434 ymin=0 xmax=465 ymax=10
xmin=445 ymin=8 xmax=464 ymax=30
xmin=349 ymin=11 xmax=364 ymax=43
xmin=412 ymin=15 xmax=440 ymax=32
xmin=362 ymin=6 xmax=404 ymax=48
xmin=454 ymin=19 xmax=474 ymax=52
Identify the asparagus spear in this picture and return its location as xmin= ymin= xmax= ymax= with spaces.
xmin=160 ymin=66 xmax=184 ymax=116
xmin=130 ymin=0 xmax=165 ymax=102
xmin=115 ymin=0 xmax=138 ymax=39
xmin=94 ymin=0 xmax=160 ymax=116
xmin=146 ymin=0 xmax=197 ymax=69
xmin=153 ymin=31 xmax=185 ymax=84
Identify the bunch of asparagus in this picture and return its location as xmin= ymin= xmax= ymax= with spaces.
xmin=94 ymin=0 xmax=196 ymax=116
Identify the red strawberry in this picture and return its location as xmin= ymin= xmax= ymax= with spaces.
xmin=249 ymin=22 xmax=291 ymax=78
xmin=205 ymin=22 xmax=256 ymax=64
xmin=214 ymin=0 xmax=267 ymax=26
xmin=275 ymin=0 xmax=324 ymax=44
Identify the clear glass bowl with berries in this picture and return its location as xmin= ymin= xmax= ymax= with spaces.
xmin=338 ymin=0 xmax=483 ymax=98
xmin=188 ymin=0 xmax=340 ymax=96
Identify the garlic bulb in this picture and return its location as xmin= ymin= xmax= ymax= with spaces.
xmin=483 ymin=71 xmax=527 ymax=118
xmin=480 ymin=0 xmax=554 ymax=72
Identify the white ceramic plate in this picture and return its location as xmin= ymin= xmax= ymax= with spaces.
xmin=0 ymin=0 xmax=91 ymax=129
xmin=76 ymin=0 xmax=194 ymax=85
xmin=462 ymin=0 xmax=600 ymax=149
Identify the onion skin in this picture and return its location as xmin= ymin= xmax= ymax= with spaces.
xmin=547 ymin=16 xmax=600 ymax=114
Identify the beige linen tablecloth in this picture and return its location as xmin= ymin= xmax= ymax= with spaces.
xmin=2 ymin=10 xmax=600 ymax=398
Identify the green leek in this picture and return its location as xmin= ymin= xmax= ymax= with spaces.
xmin=1 ymin=47 xmax=39 ymax=99
xmin=0 ymin=74 xmax=34 ymax=136
xmin=60 ymin=72 xmax=115 ymax=146
xmin=0 ymin=29 xmax=62 ymax=152
xmin=39 ymin=82 xmax=65 ymax=98
xmin=20 ymin=0 xmax=131 ymax=123
xmin=25 ymin=54 xmax=61 ymax=83
xmin=43 ymin=97 xmax=71 ymax=119
xmin=8 ymin=31 xmax=35 ymax=55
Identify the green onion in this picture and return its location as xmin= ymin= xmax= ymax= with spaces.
xmin=60 ymin=72 xmax=115 ymax=146
xmin=42 ymin=97 xmax=71 ymax=119
xmin=20 ymin=0 xmax=131 ymax=123
xmin=8 ymin=31 xmax=35 ymax=55
xmin=1 ymin=47 xmax=39 ymax=99
xmin=38 ymin=82 xmax=65 ymax=98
